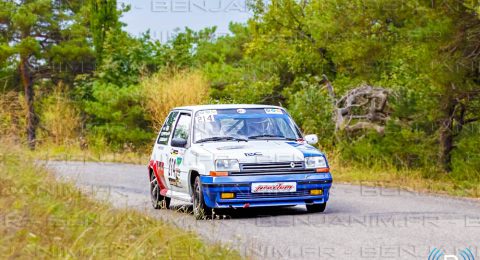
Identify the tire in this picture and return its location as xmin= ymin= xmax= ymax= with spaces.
xmin=306 ymin=202 xmax=327 ymax=213
xmin=150 ymin=173 xmax=170 ymax=209
xmin=193 ymin=176 xmax=212 ymax=219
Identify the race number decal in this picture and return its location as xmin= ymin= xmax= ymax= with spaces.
xmin=195 ymin=114 xmax=215 ymax=123
xmin=195 ymin=110 xmax=217 ymax=123
xmin=167 ymin=157 xmax=176 ymax=179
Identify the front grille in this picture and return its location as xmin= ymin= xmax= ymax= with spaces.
xmin=235 ymin=190 xmax=311 ymax=199
xmin=240 ymin=161 xmax=304 ymax=172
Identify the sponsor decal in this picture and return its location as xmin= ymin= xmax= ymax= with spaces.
xmin=252 ymin=182 xmax=297 ymax=193
xmin=159 ymin=131 xmax=170 ymax=137
xmin=176 ymin=157 xmax=183 ymax=165
xmin=245 ymin=152 xmax=263 ymax=156
xmin=167 ymin=157 xmax=183 ymax=188
xmin=217 ymin=145 xmax=247 ymax=150
xmin=237 ymin=108 xmax=246 ymax=114
xmin=197 ymin=110 xmax=217 ymax=116
xmin=264 ymin=108 xmax=283 ymax=114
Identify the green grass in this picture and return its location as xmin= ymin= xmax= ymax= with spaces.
xmin=0 ymin=146 xmax=240 ymax=259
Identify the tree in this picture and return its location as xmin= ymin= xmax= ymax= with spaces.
xmin=433 ymin=3 xmax=480 ymax=172
xmin=0 ymin=0 xmax=94 ymax=149
xmin=235 ymin=0 xmax=480 ymax=172
xmin=89 ymin=0 xmax=122 ymax=64
xmin=83 ymin=30 xmax=164 ymax=148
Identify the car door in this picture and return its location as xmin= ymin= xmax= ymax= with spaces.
xmin=166 ymin=112 xmax=192 ymax=193
xmin=154 ymin=111 xmax=179 ymax=192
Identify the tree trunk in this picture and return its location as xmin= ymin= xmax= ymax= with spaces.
xmin=439 ymin=98 xmax=456 ymax=172
xmin=19 ymin=57 xmax=36 ymax=150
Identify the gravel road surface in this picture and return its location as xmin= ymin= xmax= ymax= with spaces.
xmin=44 ymin=161 xmax=480 ymax=260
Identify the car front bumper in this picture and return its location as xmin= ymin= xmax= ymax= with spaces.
xmin=200 ymin=173 xmax=332 ymax=209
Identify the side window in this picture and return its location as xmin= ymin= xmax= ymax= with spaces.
xmin=157 ymin=111 xmax=179 ymax=145
xmin=172 ymin=114 xmax=192 ymax=141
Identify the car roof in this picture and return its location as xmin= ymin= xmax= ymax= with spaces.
xmin=173 ymin=104 xmax=284 ymax=112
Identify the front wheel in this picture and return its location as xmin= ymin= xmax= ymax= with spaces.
xmin=193 ymin=176 xmax=212 ymax=219
xmin=306 ymin=202 xmax=327 ymax=213
xmin=150 ymin=173 xmax=170 ymax=209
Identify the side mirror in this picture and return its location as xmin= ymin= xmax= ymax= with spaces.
xmin=304 ymin=134 xmax=318 ymax=145
xmin=171 ymin=138 xmax=187 ymax=148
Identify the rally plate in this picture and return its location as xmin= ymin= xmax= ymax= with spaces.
xmin=251 ymin=182 xmax=297 ymax=193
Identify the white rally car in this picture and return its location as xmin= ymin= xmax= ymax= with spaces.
xmin=148 ymin=104 xmax=333 ymax=219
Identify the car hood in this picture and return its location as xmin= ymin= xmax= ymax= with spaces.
xmin=195 ymin=140 xmax=324 ymax=163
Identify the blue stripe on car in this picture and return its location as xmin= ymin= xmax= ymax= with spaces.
xmin=285 ymin=141 xmax=324 ymax=157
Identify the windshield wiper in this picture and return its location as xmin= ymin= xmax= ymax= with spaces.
xmin=196 ymin=136 xmax=248 ymax=143
xmin=248 ymin=134 xmax=289 ymax=140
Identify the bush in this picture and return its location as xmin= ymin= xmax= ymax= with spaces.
xmin=287 ymin=85 xmax=335 ymax=149
xmin=451 ymin=123 xmax=480 ymax=181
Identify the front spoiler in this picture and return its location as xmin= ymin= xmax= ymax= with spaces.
xmin=200 ymin=173 xmax=332 ymax=209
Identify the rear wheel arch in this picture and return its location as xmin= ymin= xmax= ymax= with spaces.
xmin=149 ymin=167 xmax=154 ymax=179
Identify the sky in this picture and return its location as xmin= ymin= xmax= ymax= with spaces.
xmin=119 ymin=0 xmax=252 ymax=42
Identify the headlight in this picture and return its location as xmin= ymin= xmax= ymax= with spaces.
xmin=215 ymin=159 xmax=240 ymax=171
xmin=305 ymin=156 xmax=327 ymax=169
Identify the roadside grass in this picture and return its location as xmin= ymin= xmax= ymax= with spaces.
xmin=0 ymin=145 xmax=240 ymax=259
xmin=28 ymin=142 xmax=149 ymax=165
xmin=331 ymin=160 xmax=480 ymax=198
xmin=27 ymin=144 xmax=480 ymax=199
xmin=32 ymin=143 xmax=480 ymax=199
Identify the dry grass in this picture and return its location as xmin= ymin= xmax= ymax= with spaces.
xmin=0 ymin=91 xmax=26 ymax=142
xmin=141 ymin=70 xmax=209 ymax=130
xmin=29 ymin=144 xmax=149 ymax=165
xmin=39 ymin=84 xmax=82 ymax=146
xmin=0 ymin=144 xmax=240 ymax=259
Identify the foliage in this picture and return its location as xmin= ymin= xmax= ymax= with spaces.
xmin=84 ymin=82 xmax=152 ymax=150
xmin=82 ymin=29 xmax=165 ymax=149
xmin=287 ymin=85 xmax=335 ymax=148
xmin=96 ymin=30 xmax=163 ymax=86
xmin=89 ymin=0 xmax=122 ymax=63
xmin=199 ymin=0 xmax=480 ymax=174
xmin=0 ymin=0 xmax=94 ymax=148
xmin=1 ymin=0 xmax=479 ymax=179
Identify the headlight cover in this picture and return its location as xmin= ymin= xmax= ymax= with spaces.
xmin=215 ymin=159 xmax=240 ymax=171
xmin=305 ymin=156 xmax=328 ymax=169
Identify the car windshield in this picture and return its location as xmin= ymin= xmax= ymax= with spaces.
xmin=193 ymin=108 xmax=302 ymax=143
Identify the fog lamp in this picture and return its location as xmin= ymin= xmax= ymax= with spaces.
xmin=221 ymin=192 xmax=235 ymax=199
xmin=310 ymin=189 xmax=323 ymax=195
